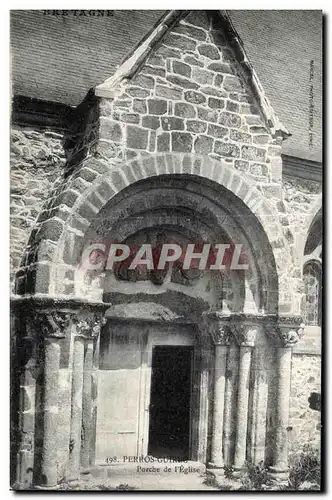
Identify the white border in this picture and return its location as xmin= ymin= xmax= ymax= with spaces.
xmin=1 ymin=3 xmax=329 ymax=498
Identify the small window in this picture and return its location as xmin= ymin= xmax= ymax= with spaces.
xmin=302 ymin=261 xmax=322 ymax=326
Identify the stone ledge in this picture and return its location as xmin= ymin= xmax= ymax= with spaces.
xmin=11 ymin=95 xmax=73 ymax=130
xmin=283 ymin=155 xmax=322 ymax=183
xmin=10 ymin=294 xmax=112 ymax=314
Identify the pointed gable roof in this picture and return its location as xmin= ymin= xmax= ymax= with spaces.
xmin=95 ymin=10 xmax=290 ymax=140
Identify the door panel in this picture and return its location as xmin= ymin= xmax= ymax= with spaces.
xmin=95 ymin=330 xmax=142 ymax=463
xmin=95 ymin=324 xmax=198 ymax=463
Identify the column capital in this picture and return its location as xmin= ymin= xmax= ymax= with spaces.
xmin=32 ymin=310 xmax=73 ymax=339
xmin=72 ymin=313 xmax=107 ymax=339
xmin=230 ymin=314 xmax=265 ymax=347
xmin=230 ymin=323 xmax=256 ymax=347
xmin=264 ymin=315 xmax=305 ymax=347
xmin=202 ymin=311 xmax=232 ymax=345
xmin=202 ymin=311 xmax=265 ymax=346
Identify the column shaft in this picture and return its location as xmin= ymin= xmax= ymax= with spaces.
xmin=209 ymin=345 xmax=228 ymax=468
xmin=271 ymin=347 xmax=292 ymax=472
xmin=198 ymin=346 xmax=211 ymax=463
xmin=39 ymin=338 xmax=61 ymax=487
xmin=90 ymin=335 xmax=101 ymax=466
xmin=68 ymin=337 xmax=85 ymax=480
xmin=80 ymin=339 xmax=94 ymax=470
xmin=223 ymin=344 xmax=238 ymax=464
xmin=233 ymin=345 xmax=252 ymax=470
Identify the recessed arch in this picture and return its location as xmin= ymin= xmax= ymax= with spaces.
xmin=302 ymin=259 xmax=322 ymax=326
xmin=21 ymin=153 xmax=292 ymax=313
xmin=296 ymin=195 xmax=322 ymax=266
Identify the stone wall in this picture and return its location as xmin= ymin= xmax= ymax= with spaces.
xmin=10 ymin=125 xmax=66 ymax=287
xmin=10 ymin=13 xmax=322 ymax=317
xmin=283 ymin=175 xmax=322 ymax=244
xmin=289 ymin=353 xmax=321 ymax=453
xmin=10 ymin=10 xmax=322 ymax=473
xmin=96 ymin=15 xmax=283 ymax=188
xmin=88 ymin=13 xmax=300 ymax=312
xmin=283 ymin=175 xmax=322 ymax=455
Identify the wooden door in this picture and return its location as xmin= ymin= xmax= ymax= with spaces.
xmin=95 ymin=327 xmax=143 ymax=463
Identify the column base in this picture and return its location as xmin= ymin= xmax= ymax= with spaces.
xmin=207 ymin=462 xmax=224 ymax=470
xmin=232 ymin=465 xmax=247 ymax=479
xmin=268 ymin=466 xmax=289 ymax=485
xmin=66 ymin=475 xmax=80 ymax=482
xmin=34 ymin=484 xmax=60 ymax=490
xmin=207 ymin=463 xmax=224 ymax=480
xmin=80 ymin=468 xmax=92 ymax=481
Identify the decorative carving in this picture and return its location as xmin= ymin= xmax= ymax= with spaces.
xmin=114 ymin=229 xmax=206 ymax=287
xmin=278 ymin=324 xmax=305 ymax=346
xmin=264 ymin=316 xmax=305 ymax=347
xmin=210 ymin=324 xmax=232 ymax=345
xmin=73 ymin=314 xmax=107 ymax=338
xmin=32 ymin=311 xmax=72 ymax=339
xmin=230 ymin=322 xmax=257 ymax=347
xmin=202 ymin=311 xmax=232 ymax=345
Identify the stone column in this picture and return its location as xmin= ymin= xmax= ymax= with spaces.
xmin=80 ymin=339 xmax=94 ymax=471
xmin=15 ymin=333 xmax=36 ymax=489
xmin=67 ymin=335 xmax=85 ymax=482
xmin=222 ymin=342 xmax=238 ymax=465
xmin=66 ymin=313 xmax=106 ymax=481
xmin=35 ymin=311 xmax=71 ymax=489
xmin=271 ymin=346 xmax=292 ymax=473
xmin=90 ymin=331 xmax=101 ymax=467
xmin=267 ymin=317 xmax=304 ymax=482
xmin=209 ymin=344 xmax=228 ymax=469
xmin=233 ymin=345 xmax=252 ymax=471
xmin=198 ymin=343 xmax=212 ymax=463
xmin=206 ymin=316 xmax=232 ymax=471
xmin=230 ymin=319 xmax=257 ymax=474
xmin=79 ymin=314 xmax=106 ymax=473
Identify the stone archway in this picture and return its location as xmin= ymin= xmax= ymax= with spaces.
xmin=13 ymin=153 xmax=304 ymax=489
xmin=18 ymin=153 xmax=293 ymax=312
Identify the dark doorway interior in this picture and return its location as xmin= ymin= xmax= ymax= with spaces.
xmin=148 ymin=346 xmax=192 ymax=460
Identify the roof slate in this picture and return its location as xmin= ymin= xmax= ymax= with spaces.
xmin=10 ymin=9 xmax=322 ymax=162
xmin=229 ymin=10 xmax=322 ymax=162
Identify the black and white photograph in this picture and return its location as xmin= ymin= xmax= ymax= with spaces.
xmin=9 ymin=7 xmax=323 ymax=492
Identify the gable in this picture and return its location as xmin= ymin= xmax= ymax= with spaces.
xmin=96 ymin=10 xmax=289 ymax=140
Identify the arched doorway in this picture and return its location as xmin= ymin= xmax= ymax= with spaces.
xmin=13 ymin=153 xmax=302 ymax=488
xmin=66 ymin=168 xmax=280 ymax=469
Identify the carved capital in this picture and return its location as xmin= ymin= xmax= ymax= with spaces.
xmin=73 ymin=313 xmax=107 ymax=339
xmin=230 ymin=322 xmax=257 ymax=347
xmin=265 ymin=315 xmax=305 ymax=347
xmin=202 ymin=311 xmax=232 ymax=345
xmin=211 ymin=323 xmax=232 ymax=345
xmin=33 ymin=311 xmax=72 ymax=339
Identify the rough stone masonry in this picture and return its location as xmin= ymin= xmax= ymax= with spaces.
xmin=10 ymin=10 xmax=321 ymax=490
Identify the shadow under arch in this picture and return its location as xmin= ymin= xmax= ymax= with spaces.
xmin=18 ymin=153 xmax=288 ymax=314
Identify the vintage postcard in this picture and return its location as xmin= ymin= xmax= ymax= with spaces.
xmin=10 ymin=9 xmax=322 ymax=491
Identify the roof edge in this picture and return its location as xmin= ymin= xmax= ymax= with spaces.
xmin=219 ymin=10 xmax=291 ymax=139
xmin=95 ymin=10 xmax=189 ymax=98
xmin=95 ymin=9 xmax=290 ymax=140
